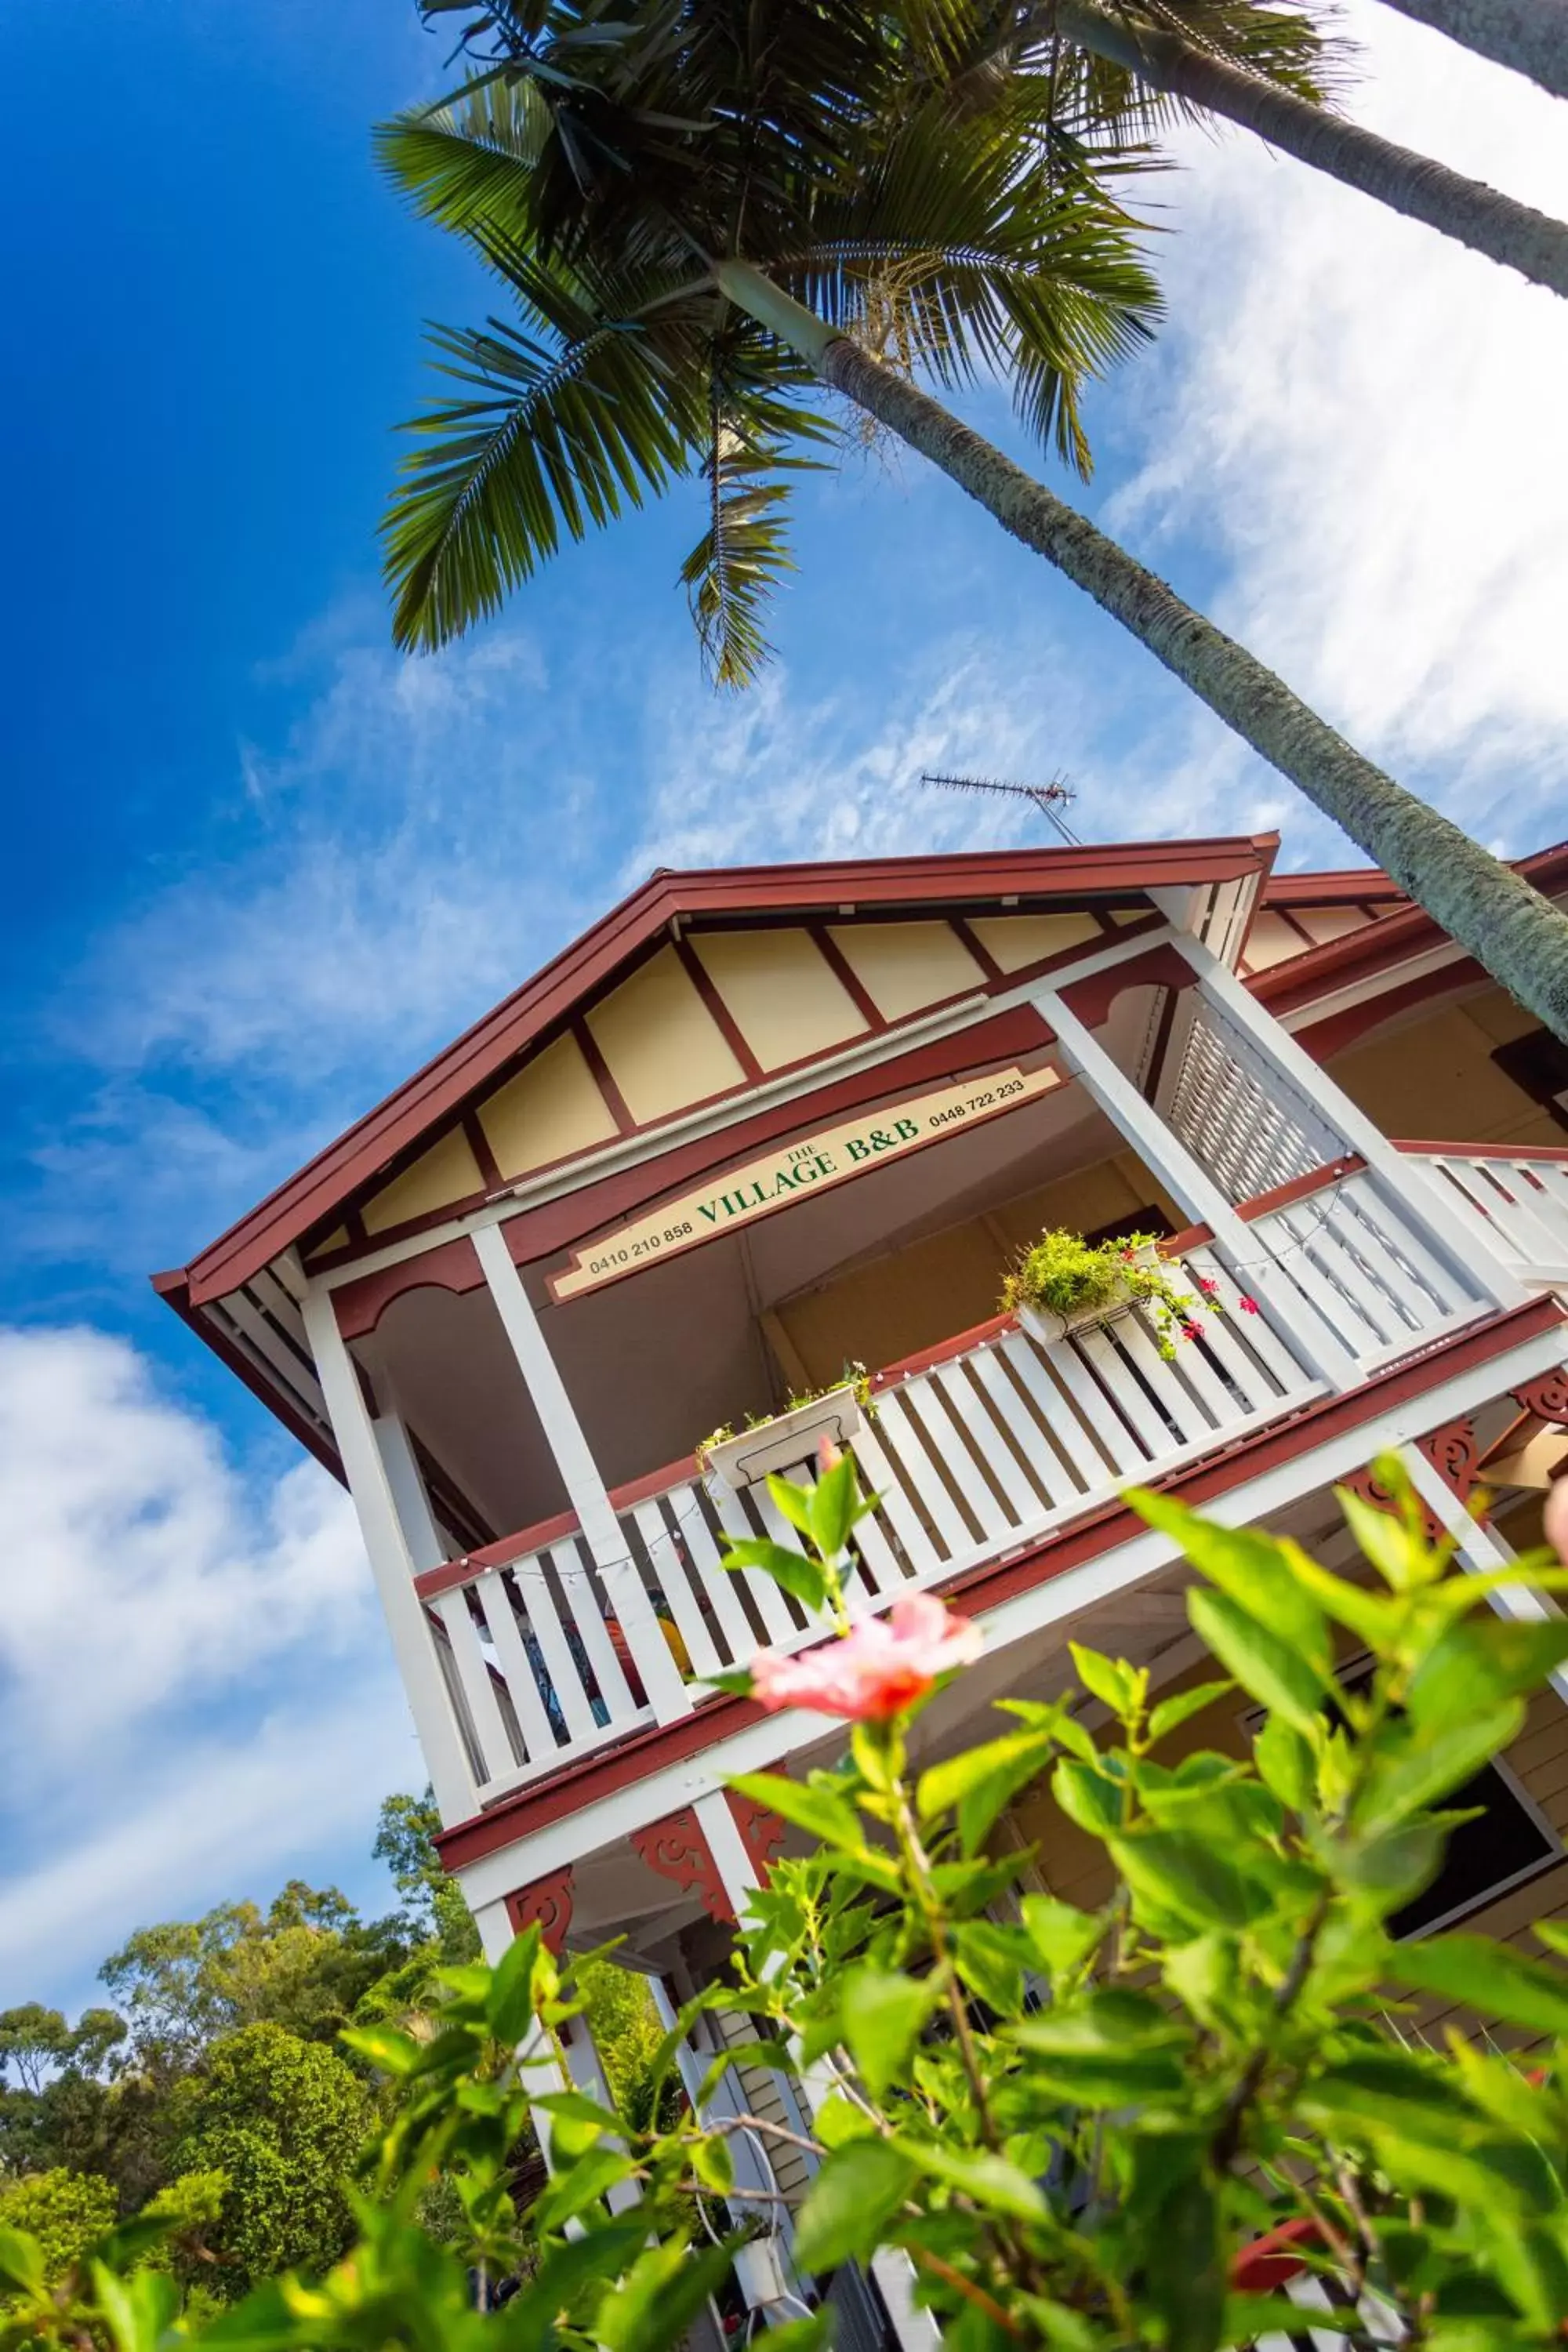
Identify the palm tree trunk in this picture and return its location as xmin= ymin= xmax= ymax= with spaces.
xmin=1374 ymin=0 xmax=1568 ymax=100
xmin=1049 ymin=0 xmax=1568 ymax=299
xmin=717 ymin=257 xmax=1568 ymax=1041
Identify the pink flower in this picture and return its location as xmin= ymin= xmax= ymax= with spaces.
xmin=818 ymin=1434 xmax=843 ymax=1473
xmin=1545 ymin=1476 xmax=1568 ymax=1566
xmin=1239 ymin=1294 xmax=1260 ymax=1314
xmin=1196 ymin=1276 xmax=1218 ymax=1295
xmin=750 ymin=1592 xmax=983 ymax=1721
xmin=1180 ymin=1318 xmax=1203 ymax=1343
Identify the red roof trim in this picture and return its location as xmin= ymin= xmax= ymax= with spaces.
xmin=169 ymin=840 xmax=1276 ymax=1307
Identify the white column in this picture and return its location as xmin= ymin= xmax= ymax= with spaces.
xmin=376 ymin=1408 xmax=446 ymax=1572
xmin=473 ymin=1221 xmax=691 ymax=1721
xmin=697 ymin=1798 xmax=942 ymax=2350
xmin=1399 ymin=1444 xmax=1568 ymax=1704
xmin=302 ymin=1287 xmax=477 ymax=1823
xmin=1173 ymin=936 xmax=1527 ymax=1311
xmin=1035 ymin=982 xmax=1361 ymax=1391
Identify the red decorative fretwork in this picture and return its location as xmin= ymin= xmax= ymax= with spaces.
xmin=632 ymin=1806 xmax=734 ymax=1923
xmin=1512 ymin=1368 xmax=1568 ymax=1427
xmin=1338 ymin=1461 xmax=1442 ymax=1548
xmin=505 ymin=1864 xmax=575 ymax=1955
xmin=727 ymin=1791 xmax=787 ymax=1881
xmin=1414 ymin=1417 xmax=1480 ymax=1503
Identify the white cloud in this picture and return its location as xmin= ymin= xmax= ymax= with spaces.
xmin=0 ymin=1327 xmax=415 ymax=1999
xmin=1107 ymin=1 xmax=1568 ymax=844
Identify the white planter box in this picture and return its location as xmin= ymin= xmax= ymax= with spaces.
xmin=701 ymin=1384 xmax=864 ymax=1493
xmin=1015 ymin=1242 xmax=1161 ymax=1348
xmin=733 ymin=2235 xmax=789 ymax=2309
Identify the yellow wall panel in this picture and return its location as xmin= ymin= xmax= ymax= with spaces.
xmin=586 ymin=943 xmax=746 ymax=1125
xmin=1107 ymin=902 xmax=1151 ymax=926
xmin=478 ymin=1031 xmax=619 ymax=1178
xmin=362 ymin=1126 xmax=485 ymax=1235
xmin=967 ymin=910 xmax=1102 ymax=971
xmin=1328 ymin=986 xmax=1560 ymax=1152
xmin=303 ymin=1226 xmax=350 ymax=1263
xmin=692 ymin=927 xmax=866 ymax=1072
xmin=827 ymin=920 xmax=985 ymax=1022
xmin=1240 ymin=912 xmax=1306 ymax=972
xmin=1294 ymin=905 xmax=1373 ymax=946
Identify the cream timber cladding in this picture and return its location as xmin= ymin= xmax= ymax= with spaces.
xmin=325 ymin=903 xmax=1149 ymax=1247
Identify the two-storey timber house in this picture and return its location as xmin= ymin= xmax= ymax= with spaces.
xmin=158 ymin=832 xmax=1568 ymax=2347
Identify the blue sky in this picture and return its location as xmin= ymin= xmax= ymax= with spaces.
xmin=2 ymin=0 xmax=1566 ymax=2012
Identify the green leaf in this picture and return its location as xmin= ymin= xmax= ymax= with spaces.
xmin=840 ymin=1968 xmax=939 ymax=2098
xmin=720 ymin=1537 xmax=826 ymax=1613
xmin=502 ymin=2222 xmax=648 ymax=2349
xmin=951 ymin=1921 xmax=1029 ymax=2013
xmin=764 ymin=1475 xmax=818 ymax=1540
xmin=1406 ymin=1615 xmax=1568 ymax=1726
xmin=0 ymin=2227 xmax=45 ymax=2297
xmin=1069 ymin=1642 xmax=1142 ymax=1720
xmin=793 ymin=2140 xmax=915 ymax=2271
xmin=338 ymin=2022 xmax=425 ymax=2075
xmin=1356 ymin=1700 xmax=1523 ymax=1831
xmin=488 ymin=1920 xmax=543 ymax=2044
xmin=1336 ymin=1481 xmax=1430 ymax=1590
xmin=1390 ymin=1933 xmax=1568 ymax=2034
xmin=917 ymin=1730 xmax=1056 ymax=1854
xmin=1252 ymin=1715 xmax=1315 ymax=1813
xmin=535 ymin=2087 xmax=625 ymax=2159
xmin=1186 ymin=1589 xmax=1330 ymax=1734
xmin=598 ymin=2238 xmax=739 ymax=2352
xmin=895 ymin=2138 xmax=1050 ymax=2223
xmin=1147 ymin=1679 xmax=1235 ymax=1744
xmin=1144 ymin=2172 xmax=1222 ymax=2352
xmin=532 ymin=2143 xmax=638 ymax=2230
xmin=813 ymin=2090 xmax=876 ymax=2149
xmin=729 ymin=1771 xmax=864 ymax=1852
xmin=807 ymin=1450 xmax=865 ymax=1560
xmin=1019 ymin=1894 xmax=1105 ymax=1981
xmin=1051 ymin=1756 xmax=1123 ymax=1835
xmin=701 ymin=1665 xmax=756 ymax=1697
xmin=1110 ymin=1830 xmax=1271 ymax=1929
xmin=93 ymin=2265 xmax=181 ymax=2352
xmin=1127 ymin=1491 xmax=1330 ymax=1670
xmin=691 ymin=2132 xmax=735 ymax=2193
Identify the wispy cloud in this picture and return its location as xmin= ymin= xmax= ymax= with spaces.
xmin=0 ymin=1324 xmax=413 ymax=2000
xmin=1105 ymin=0 xmax=1568 ymax=848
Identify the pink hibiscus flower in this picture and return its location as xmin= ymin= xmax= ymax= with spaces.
xmin=750 ymin=1592 xmax=982 ymax=1721
xmin=1546 ymin=1475 xmax=1568 ymax=1566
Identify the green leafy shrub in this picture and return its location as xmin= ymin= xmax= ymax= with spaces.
xmin=1001 ymin=1227 xmax=1218 ymax=1357
xmin=0 ymin=2169 xmax=114 ymax=2285
xmin=11 ymin=1460 xmax=1568 ymax=2352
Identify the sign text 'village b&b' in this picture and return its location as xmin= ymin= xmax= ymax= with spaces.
xmin=548 ymin=1063 xmax=1059 ymax=1301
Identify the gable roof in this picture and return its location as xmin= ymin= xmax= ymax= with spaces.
xmin=164 ymin=837 xmax=1279 ymax=1308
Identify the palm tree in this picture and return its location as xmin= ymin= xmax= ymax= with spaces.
xmin=1373 ymin=0 xmax=1568 ymax=100
xmin=378 ymin=0 xmax=1568 ymax=1039
xmin=1032 ymin=0 xmax=1568 ymax=298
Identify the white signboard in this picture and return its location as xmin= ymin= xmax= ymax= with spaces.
xmin=549 ymin=1063 xmax=1060 ymax=1301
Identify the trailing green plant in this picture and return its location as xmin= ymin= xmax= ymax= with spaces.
xmin=15 ymin=1456 xmax=1568 ymax=2350
xmin=1001 ymin=1226 xmax=1224 ymax=1358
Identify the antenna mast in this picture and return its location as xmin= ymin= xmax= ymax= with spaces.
xmin=920 ymin=769 xmax=1080 ymax=847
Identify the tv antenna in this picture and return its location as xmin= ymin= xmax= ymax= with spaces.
xmin=920 ymin=769 xmax=1080 ymax=848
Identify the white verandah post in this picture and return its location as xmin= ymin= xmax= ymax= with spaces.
xmin=301 ymin=1287 xmax=477 ymax=1824
xmin=1033 ymin=982 xmax=1362 ymax=1391
xmin=470 ymin=1221 xmax=691 ymax=1722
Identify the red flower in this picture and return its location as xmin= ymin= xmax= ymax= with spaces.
xmin=750 ymin=1592 xmax=982 ymax=1721
xmin=1196 ymin=1276 xmax=1218 ymax=1295
xmin=1180 ymin=1319 xmax=1203 ymax=1342
xmin=1239 ymin=1294 xmax=1260 ymax=1314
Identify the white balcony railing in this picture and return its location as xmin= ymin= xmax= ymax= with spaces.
xmin=1398 ymin=1141 xmax=1568 ymax=1283
xmin=415 ymin=1154 xmax=1500 ymax=1809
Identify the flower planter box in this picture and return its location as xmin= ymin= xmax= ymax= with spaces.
xmin=1016 ymin=1241 xmax=1161 ymax=1348
xmin=733 ymin=2234 xmax=789 ymax=2309
xmin=701 ymin=1383 xmax=864 ymax=1493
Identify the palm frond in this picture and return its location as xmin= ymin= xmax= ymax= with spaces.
xmin=678 ymin=404 xmax=801 ymax=691
xmin=383 ymin=314 xmax=700 ymax=649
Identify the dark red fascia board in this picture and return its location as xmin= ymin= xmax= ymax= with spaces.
xmin=166 ymin=837 xmax=1277 ymax=1308
xmin=1252 ymin=840 xmax=1568 ymax=1024
xmin=434 ymin=1292 xmax=1564 ymax=1873
xmin=151 ymin=1270 xmax=345 ymax=1483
